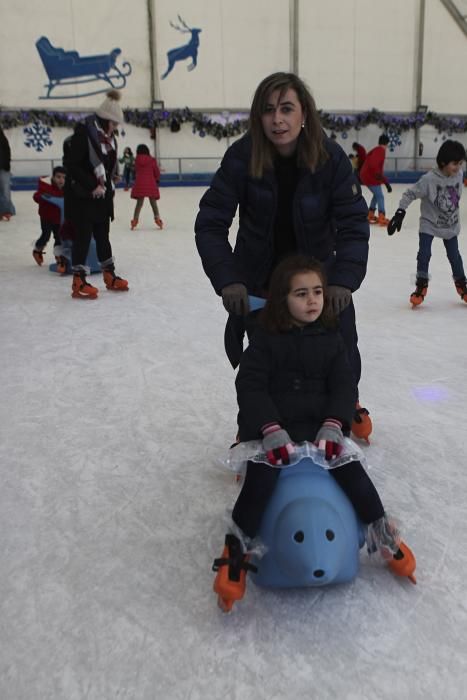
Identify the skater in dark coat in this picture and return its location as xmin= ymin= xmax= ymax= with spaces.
xmin=212 ymin=255 xmax=416 ymax=612
xmin=64 ymin=89 xmax=128 ymax=299
xmin=195 ymin=72 xmax=372 ymax=439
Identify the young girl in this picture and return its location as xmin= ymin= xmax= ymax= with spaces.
xmin=213 ymin=255 xmax=416 ymax=611
xmin=387 ymin=140 xmax=467 ymax=306
xmin=119 ymin=147 xmax=135 ymax=190
xmin=130 ymin=144 xmax=163 ymax=230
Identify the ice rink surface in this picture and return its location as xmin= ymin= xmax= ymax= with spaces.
xmin=1 ymin=185 xmax=467 ymax=700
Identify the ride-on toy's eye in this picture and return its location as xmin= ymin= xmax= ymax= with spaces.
xmin=293 ymin=531 xmax=305 ymax=543
xmin=326 ymin=529 xmax=335 ymax=541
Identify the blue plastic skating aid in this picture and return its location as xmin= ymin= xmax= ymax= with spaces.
xmin=43 ymin=196 xmax=101 ymax=275
xmin=251 ymin=457 xmax=366 ymax=588
xmin=248 ymin=295 xmax=266 ymax=311
xmin=49 ymin=238 xmax=100 ymax=274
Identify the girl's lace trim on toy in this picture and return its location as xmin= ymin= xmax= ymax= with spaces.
xmin=366 ymin=515 xmax=401 ymax=558
xmin=220 ymin=438 xmax=367 ymax=474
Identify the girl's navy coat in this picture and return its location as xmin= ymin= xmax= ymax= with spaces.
xmin=195 ymin=134 xmax=369 ymax=296
xmin=236 ymin=321 xmax=357 ymax=442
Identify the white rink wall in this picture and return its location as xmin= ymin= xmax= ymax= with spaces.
xmin=2 ymin=0 xmax=467 ymax=168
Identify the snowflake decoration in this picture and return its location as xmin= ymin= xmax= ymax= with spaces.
xmin=23 ymin=122 xmax=53 ymax=152
xmin=386 ymin=129 xmax=402 ymax=152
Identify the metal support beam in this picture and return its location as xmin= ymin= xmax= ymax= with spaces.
xmin=290 ymin=0 xmax=299 ymax=74
xmin=147 ymin=0 xmax=156 ymax=105
xmin=440 ymin=0 xmax=467 ymax=38
xmin=414 ymin=0 xmax=426 ymax=168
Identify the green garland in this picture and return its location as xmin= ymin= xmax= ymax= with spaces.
xmin=1 ymin=106 xmax=466 ymax=140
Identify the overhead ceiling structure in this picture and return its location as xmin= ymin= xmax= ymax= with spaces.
xmin=440 ymin=0 xmax=467 ymax=37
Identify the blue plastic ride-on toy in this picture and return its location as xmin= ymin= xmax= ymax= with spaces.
xmin=251 ymin=455 xmax=366 ymax=589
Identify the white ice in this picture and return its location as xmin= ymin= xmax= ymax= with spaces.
xmin=1 ymin=185 xmax=467 ymax=700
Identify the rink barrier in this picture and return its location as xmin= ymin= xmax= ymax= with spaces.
xmin=11 ymin=155 xmax=437 ymax=190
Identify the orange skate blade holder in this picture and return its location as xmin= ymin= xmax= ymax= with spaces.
xmin=352 ymin=404 xmax=372 ymax=443
xmin=217 ymin=595 xmax=235 ymax=613
xmin=388 ymin=542 xmax=417 ymax=584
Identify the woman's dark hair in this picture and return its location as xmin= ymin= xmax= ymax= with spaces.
xmin=378 ymin=134 xmax=390 ymax=146
xmin=249 ymin=72 xmax=328 ymax=178
xmin=436 ymin=139 xmax=466 ymax=168
xmin=260 ymin=254 xmax=335 ymax=332
xmin=136 ymin=144 xmax=150 ymax=155
xmin=124 ymin=147 xmax=133 ymax=155
xmin=52 ymin=166 xmax=66 ymax=177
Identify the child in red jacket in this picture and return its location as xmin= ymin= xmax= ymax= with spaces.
xmin=32 ymin=166 xmax=66 ymax=272
xmin=359 ymin=134 xmax=392 ymax=226
xmin=130 ymin=144 xmax=163 ymax=230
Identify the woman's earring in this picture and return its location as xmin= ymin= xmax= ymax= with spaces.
xmin=301 ymin=122 xmax=305 ymax=129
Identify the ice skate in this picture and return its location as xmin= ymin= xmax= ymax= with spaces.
xmin=71 ymin=272 xmax=98 ymax=299
xmin=212 ymin=534 xmax=257 ymax=613
xmin=367 ymin=209 xmax=378 ymax=224
xmin=454 ymin=277 xmax=467 ymax=303
xmin=130 ymin=218 xmax=138 ymax=230
xmin=155 ymin=217 xmax=164 ymax=230
xmin=387 ymin=542 xmax=417 ymax=584
xmin=377 ymin=212 xmax=390 ymax=226
xmin=55 ymin=256 xmax=67 ymax=275
xmin=102 ymin=266 xmax=129 ymax=291
xmin=351 ymin=402 xmax=372 ymax=443
xmin=410 ymin=277 xmax=428 ymax=307
xmin=32 ymin=249 xmax=44 ymax=266
xmin=367 ymin=516 xmax=416 ymax=584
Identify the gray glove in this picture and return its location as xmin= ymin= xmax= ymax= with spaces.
xmin=327 ymin=285 xmax=352 ymax=315
xmin=314 ymin=418 xmax=345 ymax=460
xmin=261 ymin=422 xmax=295 ymax=466
xmin=221 ymin=283 xmax=250 ymax=316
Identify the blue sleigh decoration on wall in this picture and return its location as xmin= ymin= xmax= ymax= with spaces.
xmin=36 ymin=36 xmax=132 ymax=99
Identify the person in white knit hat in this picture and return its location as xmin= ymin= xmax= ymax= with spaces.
xmin=64 ymin=89 xmax=128 ymax=298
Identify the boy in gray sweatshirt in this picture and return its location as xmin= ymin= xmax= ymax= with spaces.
xmin=387 ymin=140 xmax=467 ymax=306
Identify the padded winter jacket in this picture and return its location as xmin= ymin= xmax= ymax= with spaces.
xmin=235 ymin=321 xmax=357 ymax=443
xmin=33 ymin=177 xmax=64 ymax=225
xmin=195 ymin=134 xmax=369 ymax=296
xmin=359 ymin=145 xmax=388 ymax=187
xmin=64 ymin=122 xmax=116 ymax=224
xmin=131 ymin=154 xmax=160 ymax=200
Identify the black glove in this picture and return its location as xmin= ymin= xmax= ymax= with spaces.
xmin=221 ymin=283 xmax=250 ymax=316
xmin=385 ymin=183 xmax=392 ymax=193
xmin=327 ymin=285 xmax=352 ymax=315
xmin=387 ymin=208 xmax=406 ymax=236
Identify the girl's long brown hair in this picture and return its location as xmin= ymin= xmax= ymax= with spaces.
xmin=249 ymin=72 xmax=329 ymax=179
xmin=260 ymin=255 xmax=336 ymax=332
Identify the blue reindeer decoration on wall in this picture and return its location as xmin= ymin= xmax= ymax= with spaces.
xmin=161 ymin=15 xmax=202 ymax=80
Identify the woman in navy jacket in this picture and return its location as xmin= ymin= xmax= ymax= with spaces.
xmin=195 ymin=72 xmax=372 ymax=438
